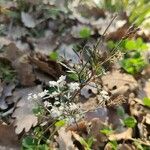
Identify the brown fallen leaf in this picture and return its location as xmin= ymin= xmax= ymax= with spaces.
xmin=0 ymin=43 xmax=36 ymax=86
xmin=12 ymin=85 xmax=42 ymax=134
xmin=118 ymin=144 xmax=136 ymax=150
xmin=108 ymin=128 xmax=133 ymax=141
xmin=89 ymin=118 xmax=108 ymax=149
xmin=67 ymin=121 xmax=87 ymax=133
xmin=0 ymin=83 xmax=15 ymax=110
xmin=102 ymin=70 xmax=138 ymax=95
xmin=72 ymin=131 xmax=90 ymax=150
xmin=104 ymin=143 xmax=136 ymax=150
xmin=0 ymin=123 xmax=20 ymax=149
xmin=144 ymin=80 xmax=150 ymax=98
xmin=55 ymin=127 xmax=77 ymax=150
xmin=29 ymin=52 xmax=64 ymax=79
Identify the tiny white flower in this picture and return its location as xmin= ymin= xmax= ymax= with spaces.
xmin=28 ymin=93 xmax=32 ymax=96
xmin=51 ymin=107 xmax=62 ymax=118
xmin=57 ymin=75 xmax=66 ymax=83
xmin=57 ymin=75 xmax=66 ymax=87
xmin=49 ymin=81 xmax=58 ymax=87
xmin=55 ymin=97 xmax=59 ymax=100
xmin=54 ymin=101 xmax=60 ymax=105
xmin=44 ymin=101 xmax=51 ymax=107
xmin=27 ymin=95 xmax=32 ymax=100
xmin=51 ymin=91 xmax=59 ymax=97
xmin=33 ymin=94 xmax=38 ymax=99
xmin=38 ymin=90 xmax=48 ymax=97
xmin=59 ymin=105 xmax=64 ymax=111
xmin=68 ymin=82 xmax=80 ymax=92
xmin=64 ymin=92 xmax=71 ymax=99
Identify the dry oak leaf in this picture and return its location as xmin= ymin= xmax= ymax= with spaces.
xmin=0 ymin=43 xmax=36 ymax=86
xmin=102 ymin=70 xmax=138 ymax=94
xmin=144 ymin=80 xmax=150 ymax=98
xmin=108 ymin=128 xmax=133 ymax=141
xmin=0 ymin=123 xmax=20 ymax=149
xmin=104 ymin=143 xmax=136 ymax=150
xmin=0 ymin=83 xmax=15 ymax=110
xmin=12 ymin=85 xmax=42 ymax=134
xmin=56 ymin=127 xmax=77 ymax=150
xmin=29 ymin=52 xmax=63 ymax=79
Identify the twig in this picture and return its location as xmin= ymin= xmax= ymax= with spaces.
xmin=95 ymin=14 xmax=118 ymax=53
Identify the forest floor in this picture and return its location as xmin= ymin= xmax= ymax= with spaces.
xmin=0 ymin=0 xmax=150 ymax=150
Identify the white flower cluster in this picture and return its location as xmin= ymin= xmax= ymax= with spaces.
xmin=49 ymin=75 xmax=80 ymax=92
xmin=49 ymin=75 xmax=66 ymax=88
xmin=27 ymin=90 xmax=49 ymax=100
xmin=28 ymin=75 xmax=82 ymax=124
xmin=43 ymin=100 xmax=81 ymax=124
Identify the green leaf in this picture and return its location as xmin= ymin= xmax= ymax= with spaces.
xmin=22 ymin=136 xmax=38 ymax=148
xmin=32 ymin=106 xmax=44 ymax=115
xmin=125 ymin=40 xmax=136 ymax=50
xmin=86 ymin=137 xmax=94 ymax=148
xmin=107 ymin=40 xmax=115 ymax=50
xmin=79 ymin=27 xmax=91 ymax=39
xmin=55 ymin=120 xmax=66 ymax=127
xmin=77 ymin=136 xmax=90 ymax=150
xmin=67 ymin=72 xmax=79 ymax=81
xmin=123 ymin=116 xmax=137 ymax=128
xmin=133 ymin=141 xmax=144 ymax=150
xmin=120 ymin=57 xmax=146 ymax=74
xmin=100 ymin=127 xmax=113 ymax=135
xmin=108 ymin=141 xmax=118 ymax=150
xmin=49 ymin=51 xmax=58 ymax=61
xmin=143 ymin=97 xmax=150 ymax=107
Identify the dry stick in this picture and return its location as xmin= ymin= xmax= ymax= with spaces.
xmin=70 ymin=15 xmax=119 ymax=101
xmin=71 ymin=26 xmax=139 ymax=113
xmin=95 ymin=14 xmax=118 ymax=53
xmin=100 ymin=25 xmax=138 ymax=66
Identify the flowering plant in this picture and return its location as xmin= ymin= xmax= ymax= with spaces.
xmin=28 ymin=75 xmax=82 ymax=124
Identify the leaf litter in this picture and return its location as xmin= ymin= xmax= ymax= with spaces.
xmin=0 ymin=0 xmax=150 ymax=149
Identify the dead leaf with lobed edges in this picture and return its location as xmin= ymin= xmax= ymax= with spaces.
xmin=0 ymin=43 xmax=36 ymax=86
xmin=102 ymin=70 xmax=138 ymax=96
xmin=0 ymin=123 xmax=20 ymax=149
xmin=0 ymin=83 xmax=15 ymax=110
xmin=12 ymin=85 xmax=42 ymax=134
xmin=29 ymin=52 xmax=64 ymax=79
xmin=108 ymin=128 xmax=133 ymax=141
xmin=56 ymin=127 xmax=77 ymax=150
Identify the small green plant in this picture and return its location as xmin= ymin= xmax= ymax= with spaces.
xmin=143 ymin=97 xmax=150 ymax=107
xmin=123 ymin=116 xmax=137 ymax=128
xmin=107 ymin=141 xmax=118 ymax=150
xmin=107 ymin=38 xmax=148 ymax=74
xmin=22 ymin=136 xmax=49 ymax=150
xmin=74 ymin=134 xmax=93 ymax=150
xmin=79 ymin=27 xmax=91 ymax=39
xmin=55 ymin=120 xmax=66 ymax=128
xmin=0 ymin=62 xmax=16 ymax=82
xmin=121 ymin=57 xmax=146 ymax=74
xmin=49 ymin=51 xmax=59 ymax=61
xmin=129 ymin=0 xmax=150 ymax=26
xmin=100 ymin=127 xmax=113 ymax=135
